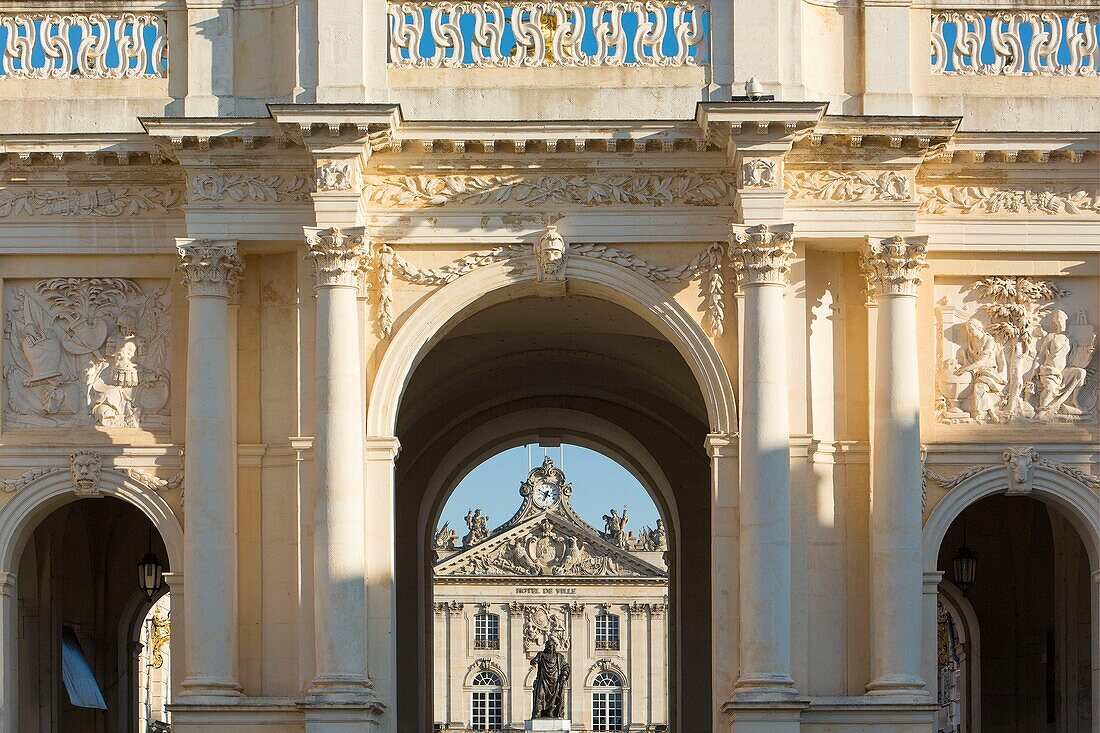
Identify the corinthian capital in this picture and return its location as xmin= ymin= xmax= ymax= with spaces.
xmin=861 ymin=235 xmax=928 ymax=298
xmin=177 ymin=239 xmax=243 ymax=297
xmin=305 ymin=227 xmax=369 ymax=288
xmin=729 ymin=223 xmax=795 ymax=286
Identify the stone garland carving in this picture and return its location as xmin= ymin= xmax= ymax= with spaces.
xmin=0 ymin=467 xmax=55 ymax=493
xmin=784 ymin=170 xmax=911 ymax=202
xmin=362 ymin=173 xmax=737 ymax=208
xmin=521 ymin=603 xmax=569 ymax=653
xmin=917 ymin=185 xmax=1100 ymax=215
xmin=190 ymin=173 xmax=311 ymax=203
xmin=70 ymin=450 xmax=102 ymax=497
xmin=0 ymin=187 xmax=182 ymax=217
xmin=923 ymin=447 xmax=1100 ymax=498
xmin=3 ymin=278 xmax=171 ymax=429
xmin=449 ymin=517 xmax=634 ymax=578
xmin=315 ymin=162 xmax=353 ymax=192
xmin=124 ymin=466 xmax=185 ymax=503
xmin=372 ymin=237 xmax=726 ymax=337
xmin=742 ymin=159 xmax=777 ymax=188
xmin=936 ymin=277 xmax=1096 ymax=424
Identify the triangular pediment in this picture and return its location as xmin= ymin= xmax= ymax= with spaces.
xmin=434 ymin=512 xmax=666 ymax=580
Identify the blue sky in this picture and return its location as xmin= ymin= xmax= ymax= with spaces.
xmin=437 ymin=444 xmax=660 ymax=537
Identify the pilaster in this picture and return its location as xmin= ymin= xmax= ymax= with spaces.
xmin=707 ymin=432 xmax=741 ymax=733
xmin=0 ymin=571 xmax=16 ymax=733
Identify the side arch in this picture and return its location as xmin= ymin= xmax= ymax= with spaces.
xmin=366 ymin=254 xmax=737 ymax=438
xmin=923 ymin=464 xmax=1100 ymax=573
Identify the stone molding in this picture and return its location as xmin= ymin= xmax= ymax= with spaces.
xmin=728 ymin=224 xmax=795 ymax=287
xmin=177 ymin=239 xmax=244 ymax=298
xmin=304 ymin=227 xmax=370 ymax=288
xmin=923 ymin=447 xmax=1099 ymax=507
xmin=0 ymin=186 xmax=182 ymax=217
xmin=860 ymin=235 xmax=928 ymax=298
xmin=785 ymin=170 xmax=911 ymax=202
xmin=917 ymin=184 xmax=1100 ymax=215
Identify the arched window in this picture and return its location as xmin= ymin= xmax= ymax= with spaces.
xmin=595 ymin=612 xmax=620 ymax=650
xmin=471 ymin=670 xmax=503 ymax=730
xmin=591 ymin=671 xmax=624 ymax=731
xmin=474 ymin=612 xmax=500 ymax=650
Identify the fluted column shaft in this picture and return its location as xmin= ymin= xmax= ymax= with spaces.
xmin=305 ymin=226 xmax=374 ymax=698
xmin=864 ymin=235 xmax=929 ymax=697
xmin=177 ymin=239 xmax=243 ymax=698
xmin=730 ymin=224 xmax=797 ymax=698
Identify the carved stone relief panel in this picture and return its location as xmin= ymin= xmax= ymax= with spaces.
xmin=3 ymin=278 xmax=171 ymax=429
xmin=935 ymin=277 xmax=1097 ymax=425
xmin=520 ymin=603 xmax=569 ymax=653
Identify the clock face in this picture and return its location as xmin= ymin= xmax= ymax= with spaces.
xmin=532 ymin=481 xmax=559 ymax=509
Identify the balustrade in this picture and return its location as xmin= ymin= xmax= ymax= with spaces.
xmin=931 ymin=10 xmax=1098 ymax=75
xmin=387 ymin=0 xmax=708 ymax=68
xmin=0 ymin=12 xmax=167 ymax=79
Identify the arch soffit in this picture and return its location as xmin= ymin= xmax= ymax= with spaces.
xmin=0 ymin=468 xmax=184 ymax=573
xmin=417 ymin=407 xmax=682 ymax=552
xmin=368 ymin=256 xmax=736 ymax=438
xmin=923 ymin=465 xmax=1100 ymax=573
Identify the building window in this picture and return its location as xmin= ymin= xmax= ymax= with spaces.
xmin=471 ymin=670 xmax=504 ymax=730
xmin=591 ymin=671 xmax=624 ymax=731
xmin=474 ymin=612 xmax=500 ymax=650
xmin=595 ymin=612 xmax=619 ymax=650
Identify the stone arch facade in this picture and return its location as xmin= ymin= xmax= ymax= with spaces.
xmin=922 ymin=461 xmax=1100 ymax=728
xmin=0 ymin=467 xmax=184 ymax=732
xmin=366 ymin=254 xmax=737 ymax=440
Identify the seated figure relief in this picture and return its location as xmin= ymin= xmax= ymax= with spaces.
xmin=937 ymin=277 xmax=1096 ymax=425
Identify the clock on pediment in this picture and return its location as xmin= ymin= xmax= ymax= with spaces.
xmin=497 ymin=456 xmax=592 ymax=532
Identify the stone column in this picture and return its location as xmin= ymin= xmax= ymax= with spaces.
xmin=730 ymin=222 xmax=800 ymax=704
xmin=862 ymin=235 xmax=929 ymax=697
xmin=176 ymin=239 xmax=243 ymax=699
xmin=303 ymin=227 xmax=377 ymax=705
xmin=728 ymin=224 xmax=798 ymax=700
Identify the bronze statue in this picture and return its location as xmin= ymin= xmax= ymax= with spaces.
xmin=530 ymin=637 xmax=570 ymax=718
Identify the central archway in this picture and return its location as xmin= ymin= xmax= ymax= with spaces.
xmin=377 ymin=255 xmax=735 ymax=733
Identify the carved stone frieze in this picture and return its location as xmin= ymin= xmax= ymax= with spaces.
xmin=190 ymin=172 xmax=311 ymax=203
xmin=177 ymin=240 xmax=244 ymax=298
xmin=935 ymin=277 xmax=1096 ymax=424
xmin=785 ymin=170 xmax=911 ymax=202
xmin=70 ymin=450 xmax=102 ymax=497
xmin=917 ymin=185 xmax=1100 ymax=215
xmin=729 ymin=224 xmax=794 ymax=286
xmin=305 ymin=227 xmax=369 ymax=288
xmin=362 ymin=173 xmax=737 ymax=208
xmin=860 ymin=235 xmax=927 ymax=298
xmin=0 ymin=186 xmax=182 ymax=217
xmin=3 ymin=278 xmax=172 ymax=429
xmin=923 ymin=448 xmax=1100 ymax=497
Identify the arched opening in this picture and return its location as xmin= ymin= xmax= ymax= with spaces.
xmin=389 ymin=282 xmax=723 ymax=733
xmin=936 ymin=493 xmax=1094 ymax=732
xmin=13 ymin=496 xmax=172 ymax=733
xmin=431 ymin=444 xmax=669 ymax=731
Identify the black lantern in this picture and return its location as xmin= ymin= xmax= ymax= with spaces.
xmin=951 ymin=510 xmax=977 ymax=595
xmin=139 ymin=528 xmax=164 ymax=601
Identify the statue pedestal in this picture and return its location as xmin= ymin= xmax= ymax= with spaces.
xmin=525 ymin=719 xmax=571 ymax=731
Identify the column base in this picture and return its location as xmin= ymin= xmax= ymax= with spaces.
xmin=170 ymin=697 xmax=300 ymax=733
xmin=300 ymin=699 xmax=385 ymax=733
xmin=732 ymin=673 xmax=800 ymax=701
xmin=724 ymin=698 xmax=808 ymax=733
xmin=801 ymin=696 xmax=937 ymax=732
xmin=865 ymin=674 xmax=929 ymax=700
xmin=179 ymin=674 xmax=243 ymax=702
xmin=307 ymin=673 xmax=377 ymax=700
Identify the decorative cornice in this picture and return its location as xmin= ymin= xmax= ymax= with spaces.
xmin=190 ymin=172 xmax=311 ymax=203
xmin=860 ymin=235 xmax=928 ymax=298
xmin=363 ymin=173 xmax=737 ymax=208
xmin=305 ymin=227 xmax=369 ymax=288
xmin=177 ymin=239 xmax=244 ymax=298
xmin=728 ymin=224 xmax=795 ymax=287
xmin=785 ymin=170 xmax=912 ymax=202
xmin=0 ymin=186 xmax=182 ymax=217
